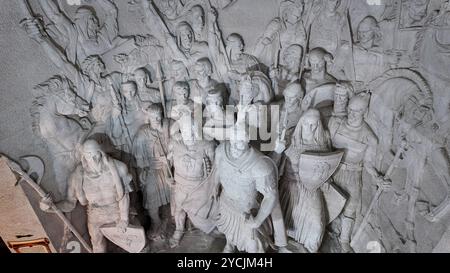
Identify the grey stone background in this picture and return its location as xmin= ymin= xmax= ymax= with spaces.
xmin=1 ymin=0 xmax=449 ymax=252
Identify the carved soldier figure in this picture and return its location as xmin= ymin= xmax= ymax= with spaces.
xmin=273 ymin=82 xmax=305 ymax=150
xmin=168 ymin=120 xmax=216 ymax=247
xmin=208 ymin=9 xmax=261 ymax=102
xmin=214 ymin=125 xmax=279 ymax=253
xmin=253 ymin=0 xmax=307 ymax=67
xmin=236 ymin=73 xmax=274 ymax=131
xmin=110 ymin=82 xmax=149 ymax=154
xmin=131 ymin=68 xmax=162 ymax=104
xmin=301 ymin=48 xmax=337 ymax=93
xmin=167 ymin=21 xmax=209 ymax=72
xmin=273 ymin=110 xmax=330 ymax=250
xmin=332 ymin=83 xmax=354 ymax=118
xmin=189 ymin=5 xmax=207 ymax=42
xmin=39 ymin=0 xmax=122 ymax=64
xmin=334 ymin=16 xmax=400 ymax=84
xmin=132 ymin=104 xmax=172 ymax=238
xmin=189 ymin=58 xmax=227 ymax=105
xmin=328 ymin=94 xmax=389 ymax=253
xmin=269 ymin=44 xmax=303 ymax=98
xmin=22 ymin=18 xmax=121 ymax=137
xmin=203 ymin=90 xmax=235 ymax=141
xmin=170 ymin=81 xmax=196 ymax=130
xmin=400 ymin=0 xmax=431 ymax=28
xmin=308 ymin=0 xmax=351 ymax=56
xmin=40 ymin=140 xmax=135 ymax=253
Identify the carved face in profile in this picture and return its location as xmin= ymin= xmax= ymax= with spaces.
xmin=133 ymin=69 xmax=149 ymax=88
xmin=407 ymin=0 xmax=429 ymax=22
xmin=283 ymin=4 xmax=304 ymax=25
xmin=194 ymin=59 xmax=212 ymax=79
xmin=325 ymin=0 xmax=341 ymax=13
xmin=171 ymin=62 xmax=188 ymax=80
xmin=122 ymin=83 xmax=137 ymax=101
xmin=178 ymin=26 xmax=194 ymax=49
xmin=347 ymin=97 xmax=368 ymax=127
xmin=229 ymin=127 xmax=250 ymax=155
xmin=284 ymin=83 xmax=303 ymax=109
xmin=174 ymin=83 xmax=190 ymax=104
xmin=190 ymin=6 xmax=205 ymax=27
xmin=147 ymin=108 xmax=163 ymax=127
xmin=81 ymin=141 xmax=104 ymax=173
xmin=309 ymin=53 xmax=326 ymax=74
xmin=226 ymin=35 xmax=244 ymax=58
xmin=206 ymin=94 xmax=224 ymax=114
xmin=357 ymin=17 xmax=379 ymax=46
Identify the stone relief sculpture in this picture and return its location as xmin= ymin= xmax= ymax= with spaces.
xmin=253 ymin=0 xmax=307 ymax=69
xmin=132 ymin=104 xmax=172 ymax=239
xmin=168 ymin=120 xmax=216 ymax=248
xmin=213 ymin=125 xmax=278 ymax=253
xmin=274 ymin=109 xmax=345 ymax=252
xmin=329 ymin=94 xmax=391 ymax=253
xmin=399 ymin=0 xmax=431 ymax=29
xmin=301 ymin=47 xmax=337 ymax=94
xmin=8 ymin=0 xmax=450 ymax=254
xmin=308 ymin=0 xmax=351 ymax=57
xmin=40 ymin=140 xmax=145 ymax=253
xmin=30 ymin=76 xmax=91 ymax=196
xmin=38 ymin=0 xmax=128 ymax=65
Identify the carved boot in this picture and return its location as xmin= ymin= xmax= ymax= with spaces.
xmin=169 ymin=230 xmax=184 ymax=248
xmin=340 ymin=217 xmax=355 ymax=253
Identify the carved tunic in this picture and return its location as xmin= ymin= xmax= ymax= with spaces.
xmin=215 ymin=143 xmax=277 ymax=253
xmin=309 ymin=11 xmax=348 ymax=55
xmin=329 ymin=117 xmax=377 ymax=217
xmin=132 ymin=120 xmax=171 ymax=210
xmin=171 ymin=140 xmax=216 ymax=233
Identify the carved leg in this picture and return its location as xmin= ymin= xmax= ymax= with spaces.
xmin=148 ymin=207 xmax=162 ymax=239
xmin=271 ymin=198 xmax=291 ymax=253
xmin=169 ymin=210 xmax=186 ymax=248
xmin=340 ymin=216 xmax=355 ymax=253
xmin=88 ymin=224 xmax=108 ymax=253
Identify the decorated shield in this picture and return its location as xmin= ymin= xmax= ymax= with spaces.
xmin=322 ymin=182 xmax=348 ymax=223
xmin=298 ymin=151 xmax=344 ymax=191
xmin=100 ymin=224 xmax=146 ymax=253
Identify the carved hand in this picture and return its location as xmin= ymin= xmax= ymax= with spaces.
xmin=39 ymin=194 xmax=55 ymax=213
xmin=116 ymin=219 xmax=128 ymax=233
xmin=269 ymin=67 xmax=280 ymax=80
xmin=376 ymin=175 xmax=392 ymax=191
xmin=245 ymin=216 xmax=262 ymax=229
xmin=274 ymin=138 xmax=286 ymax=154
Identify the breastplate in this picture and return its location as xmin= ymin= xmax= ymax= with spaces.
xmin=333 ymin=129 xmax=367 ymax=164
xmin=173 ymin=147 xmax=205 ymax=179
xmin=218 ymin=164 xmax=257 ymax=213
xmin=83 ymin=170 xmax=117 ymax=206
